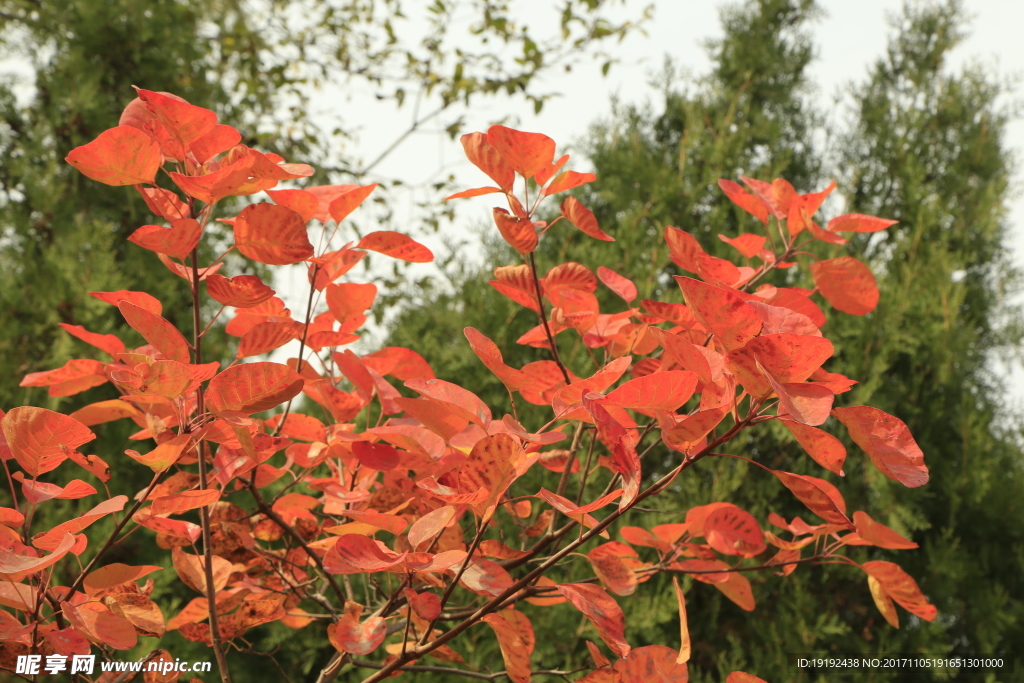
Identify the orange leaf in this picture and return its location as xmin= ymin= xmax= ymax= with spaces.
xmin=614 ymin=645 xmax=688 ymax=683
xmin=460 ymin=133 xmax=514 ymax=191
xmin=780 ymin=420 xmax=846 ymax=475
xmin=136 ymin=186 xmax=190 ymax=221
xmin=558 ymin=583 xmax=630 ymax=658
xmin=861 ymin=561 xmax=936 ymax=621
xmin=206 ymin=274 xmax=276 ymax=308
xmin=58 ymin=323 xmax=126 ymax=359
xmin=672 ymin=578 xmax=690 ymax=663
xmin=169 ymin=155 xmax=255 ymax=204
xmin=328 ymin=184 xmax=377 ymax=223
xmin=128 ymin=218 xmax=201 ymax=260
xmin=726 ymin=673 xmax=769 ymax=683
xmin=718 ymin=179 xmax=769 ymax=224
xmin=832 ymin=406 xmax=928 ymax=488
xmin=725 ymin=333 xmax=833 ymax=399
xmin=358 ymin=230 xmax=433 ymax=263
xmin=810 ymin=257 xmax=879 ymax=315
xmin=464 ymin=327 xmax=533 ymax=391
xmin=721 ymin=233 xmax=767 ymax=260
xmin=561 ymin=196 xmax=613 ymax=241
xmin=713 ymin=571 xmax=756 ymax=611
xmin=236 ymin=321 xmax=304 ymax=359
xmin=603 ymin=371 xmax=698 ymax=416
xmin=597 ymin=266 xmax=637 ymax=302
xmin=0 ymin=532 xmax=76 ymax=582
xmin=851 ymin=511 xmax=918 ymax=550
xmin=407 ymin=506 xmax=456 ymax=550
xmin=265 ymin=188 xmax=319 ymax=222
xmin=828 ymin=213 xmax=897 ymax=233
xmin=91 ymin=289 xmax=162 ymax=315
xmin=83 ymin=563 xmax=163 ymax=595
xmin=326 ymin=282 xmax=377 ymax=321
xmin=867 ymin=574 xmax=899 ymax=628
xmin=486 ymin=125 xmax=555 ymax=179
xmin=704 ymin=505 xmax=766 ymax=557
xmin=543 ymin=170 xmax=596 ymax=195
xmin=328 ymin=607 xmax=386 ymax=655
xmin=190 ymin=124 xmax=242 ymax=164
xmin=171 ymin=547 xmax=233 ymax=594
xmin=1 ymin=407 xmax=95 ymax=477
xmin=152 ymin=489 xmax=221 ymax=516
xmin=66 ymin=126 xmax=162 ymax=186
xmin=233 ymin=203 xmax=314 ymax=265
xmin=118 ymin=301 xmax=191 ymax=364
xmin=482 ymin=611 xmax=534 ymax=683
xmin=493 ymin=208 xmax=538 ymax=254
xmin=588 ymin=542 xmax=641 ymax=596
xmin=206 ymin=362 xmax=304 ymax=415
xmin=675 ymin=276 xmax=762 ymax=351
xmin=772 ymin=470 xmax=853 ymax=527
xmin=444 ymin=185 xmax=504 ymax=200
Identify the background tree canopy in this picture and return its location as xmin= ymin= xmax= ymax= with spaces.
xmin=1 ymin=0 xmax=1022 ymax=681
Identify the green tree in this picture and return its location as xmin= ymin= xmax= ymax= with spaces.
xmin=385 ymin=1 xmax=1024 ymax=681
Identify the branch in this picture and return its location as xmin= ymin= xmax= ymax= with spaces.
xmin=188 ymin=238 xmax=232 ymax=683
xmin=527 ymin=251 xmax=572 ymax=383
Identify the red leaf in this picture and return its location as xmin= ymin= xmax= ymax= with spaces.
xmin=118 ymin=301 xmax=191 ymax=363
xmin=170 ymin=155 xmax=255 ymax=204
xmin=128 ymin=218 xmax=201 ymax=260
xmin=713 ymin=571 xmax=756 ymax=611
xmin=588 ymin=542 xmax=642 ymax=596
xmin=581 ymin=395 xmax=641 ymax=509
xmin=718 ymin=233 xmax=767 ymax=259
xmin=0 ymin=532 xmax=76 ymax=582
xmin=861 ymin=561 xmax=936 ymax=621
xmin=404 ymin=589 xmax=442 ymax=620
xmin=810 ymin=257 xmax=879 ymax=315
xmin=464 ymin=327 xmax=533 ymax=391
xmin=780 ymin=420 xmax=846 ymax=475
xmin=189 ymin=124 xmax=241 ymax=164
xmin=772 ymin=470 xmax=853 ymax=527
xmin=236 ymin=321 xmax=304 ymax=359
xmin=206 ymin=274 xmax=276 ymax=308
xmin=325 ymin=535 xmax=406 ymax=574
xmin=674 ymin=277 xmax=762 ymax=351
xmin=725 ymin=333 xmax=833 ymax=399
xmin=66 ymin=126 xmax=162 ymax=186
xmin=152 ymin=489 xmax=220 ymax=516
xmin=482 ymin=611 xmax=535 ymax=683
xmin=719 ymin=179 xmax=769 ymax=224
xmin=265 ymin=188 xmax=319 ymax=222
xmin=851 ymin=511 xmax=918 ymax=550
xmin=597 ymin=266 xmax=637 ymax=302
xmin=486 ymin=125 xmax=555 ymax=179
xmin=326 ymin=282 xmax=377 ymax=321
xmin=493 ymin=208 xmax=538 ymax=254
xmin=543 ymin=170 xmax=596 ymax=195
xmin=445 ymin=185 xmax=504 ymax=200
xmin=134 ymin=88 xmax=217 ymax=148
xmin=726 ymin=673 xmax=768 ymax=683
xmin=1 ymin=407 xmax=95 ymax=477
xmin=828 ymin=213 xmax=897 ymax=233
xmin=557 ymin=583 xmax=630 ymax=658
xmin=460 ymin=132 xmax=514 ymax=191
xmin=704 ymin=506 xmax=766 ymax=557
xmin=234 ymin=203 xmax=314 ymax=265
xmin=740 ymin=176 xmax=795 ymax=219
xmin=91 ymin=289 xmax=162 ymax=315
xmin=33 ymin=496 xmax=128 ymax=550
xmin=351 ymin=440 xmax=400 ymax=471
xmin=562 ymin=196 xmax=614 ymax=241
xmin=832 ymin=406 xmax=928 ymax=487
xmin=136 ymin=186 xmax=190 ymax=221
xmin=666 ymin=227 xmax=742 ymax=285
xmin=328 ymin=184 xmax=377 ymax=223
xmin=58 ymin=323 xmax=125 ymax=359
xmin=407 ymin=506 xmax=456 ymax=550
xmin=358 ymin=231 xmax=433 ymax=263
xmin=265 ymin=413 xmax=326 ymax=442
xmin=614 ymin=645 xmax=689 ymax=683
xmin=604 ymin=371 xmax=698 ymax=416
xmin=206 ymin=362 xmax=304 ymax=415
xmin=456 ymin=434 xmax=530 ymax=520
xmin=762 ymin=371 xmax=834 ymax=427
